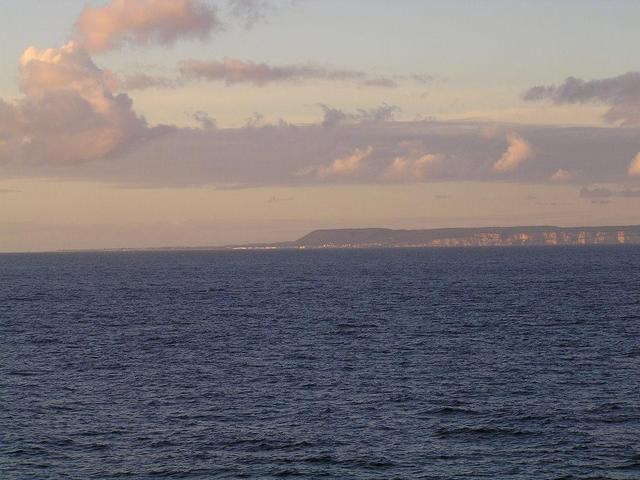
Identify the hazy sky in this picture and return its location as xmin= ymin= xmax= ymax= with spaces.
xmin=1 ymin=0 xmax=640 ymax=252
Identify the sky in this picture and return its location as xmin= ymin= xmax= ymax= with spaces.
xmin=1 ymin=0 xmax=640 ymax=252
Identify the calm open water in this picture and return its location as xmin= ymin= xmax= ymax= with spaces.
xmin=1 ymin=246 xmax=640 ymax=479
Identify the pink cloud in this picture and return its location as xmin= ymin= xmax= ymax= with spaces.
xmin=74 ymin=0 xmax=220 ymax=53
xmin=629 ymin=153 xmax=640 ymax=176
xmin=0 ymin=41 xmax=162 ymax=165
xmin=385 ymin=153 xmax=442 ymax=181
xmin=493 ymin=132 xmax=533 ymax=172
xmin=315 ymin=146 xmax=373 ymax=177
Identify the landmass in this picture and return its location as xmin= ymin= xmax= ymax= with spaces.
xmin=231 ymin=225 xmax=640 ymax=249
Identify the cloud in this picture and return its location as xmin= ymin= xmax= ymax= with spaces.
xmin=319 ymin=105 xmax=349 ymax=128
xmin=493 ymin=132 xmax=533 ymax=172
xmin=580 ymin=186 xmax=640 ymax=199
xmin=306 ymin=146 xmax=373 ymax=178
xmin=319 ymin=103 xmax=400 ymax=127
xmin=0 ymin=0 xmax=420 ymax=178
xmin=629 ymin=153 xmax=640 ymax=176
xmin=0 ymin=41 xmax=166 ymax=165
xmin=618 ymin=189 xmax=640 ymax=197
xmin=227 ymin=0 xmax=270 ymax=28
xmin=410 ymin=74 xmax=435 ymax=84
xmin=550 ymin=168 xmax=575 ymax=182
xmin=356 ymin=104 xmax=402 ymax=123
xmin=4 ymin=111 xmax=640 ymax=188
xmin=359 ymin=77 xmax=397 ymax=87
xmin=225 ymin=0 xmax=295 ymax=29
xmin=385 ymin=153 xmax=442 ymax=181
xmin=179 ymin=57 xmax=404 ymax=87
xmin=192 ymin=111 xmax=216 ymax=130
xmin=314 ymin=146 xmax=373 ymax=178
xmin=109 ymin=61 xmax=433 ymax=91
xmin=579 ymin=187 xmax=613 ymax=199
xmin=106 ymin=61 xmax=430 ymax=92
xmin=523 ymin=72 xmax=640 ymax=125
xmin=73 ymin=0 xmax=220 ymax=53
xmin=244 ymin=112 xmax=266 ymax=127
xmin=266 ymin=195 xmax=294 ymax=204
xmin=117 ymin=73 xmax=175 ymax=90
xmin=20 ymin=42 xmax=106 ymax=97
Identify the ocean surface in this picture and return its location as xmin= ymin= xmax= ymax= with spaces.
xmin=1 ymin=246 xmax=639 ymax=479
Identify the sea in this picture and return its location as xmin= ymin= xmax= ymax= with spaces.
xmin=1 ymin=246 xmax=639 ymax=479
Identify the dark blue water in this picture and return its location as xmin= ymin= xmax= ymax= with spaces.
xmin=1 ymin=246 xmax=640 ymax=479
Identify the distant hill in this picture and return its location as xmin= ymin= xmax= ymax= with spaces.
xmin=231 ymin=225 xmax=640 ymax=249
